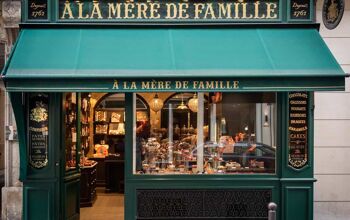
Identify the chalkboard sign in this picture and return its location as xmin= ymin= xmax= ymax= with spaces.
xmin=28 ymin=93 xmax=49 ymax=169
xmin=290 ymin=0 xmax=311 ymax=20
xmin=28 ymin=0 xmax=48 ymax=20
xmin=288 ymin=92 xmax=308 ymax=169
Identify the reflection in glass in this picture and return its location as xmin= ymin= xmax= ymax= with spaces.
xmin=134 ymin=92 xmax=276 ymax=175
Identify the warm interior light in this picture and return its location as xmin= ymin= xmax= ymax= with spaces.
xmin=177 ymin=94 xmax=188 ymax=110
xmin=149 ymin=94 xmax=164 ymax=112
xmin=177 ymin=101 xmax=188 ymax=110
xmin=188 ymin=93 xmax=198 ymax=112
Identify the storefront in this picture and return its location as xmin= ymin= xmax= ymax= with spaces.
xmin=0 ymin=0 xmax=346 ymax=219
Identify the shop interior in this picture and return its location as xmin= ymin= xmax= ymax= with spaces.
xmin=63 ymin=92 xmax=277 ymax=219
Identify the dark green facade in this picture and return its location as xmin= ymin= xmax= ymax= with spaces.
xmin=8 ymin=91 xmax=316 ymax=220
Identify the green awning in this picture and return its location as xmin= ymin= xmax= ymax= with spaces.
xmin=2 ymin=27 xmax=345 ymax=92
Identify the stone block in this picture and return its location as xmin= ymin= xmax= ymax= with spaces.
xmin=1 ymin=186 xmax=22 ymax=220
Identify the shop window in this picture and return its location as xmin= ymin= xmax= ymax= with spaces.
xmin=134 ymin=92 xmax=277 ymax=175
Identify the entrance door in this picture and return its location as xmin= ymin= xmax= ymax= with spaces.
xmin=61 ymin=92 xmax=132 ymax=219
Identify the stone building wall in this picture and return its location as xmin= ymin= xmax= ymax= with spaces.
xmin=1 ymin=1 xmax=22 ymax=220
xmin=314 ymin=0 xmax=350 ymax=219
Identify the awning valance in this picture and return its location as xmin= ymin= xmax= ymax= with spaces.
xmin=2 ymin=27 xmax=345 ymax=92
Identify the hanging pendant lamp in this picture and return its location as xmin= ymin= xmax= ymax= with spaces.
xmin=188 ymin=93 xmax=198 ymax=112
xmin=149 ymin=94 xmax=164 ymax=112
xmin=177 ymin=94 xmax=188 ymax=110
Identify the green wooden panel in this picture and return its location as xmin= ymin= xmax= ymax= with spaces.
xmin=27 ymin=188 xmax=49 ymax=219
xmin=64 ymin=179 xmax=80 ymax=220
xmin=284 ymin=185 xmax=313 ymax=220
xmin=23 ymin=181 xmax=58 ymax=220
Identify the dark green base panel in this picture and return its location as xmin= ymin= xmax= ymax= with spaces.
xmin=23 ymin=180 xmax=58 ymax=220
xmin=137 ymin=189 xmax=271 ymax=219
xmin=125 ymin=179 xmax=280 ymax=220
xmin=282 ymin=182 xmax=314 ymax=220
xmin=64 ymin=178 xmax=80 ymax=220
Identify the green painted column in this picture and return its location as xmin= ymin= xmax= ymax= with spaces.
xmin=10 ymin=92 xmax=61 ymax=220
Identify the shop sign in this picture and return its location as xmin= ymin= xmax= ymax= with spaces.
xmin=289 ymin=0 xmax=311 ymax=20
xmin=58 ymin=0 xmax=280 ymax=22
xmin=28 ymin=93 xmax=49 ymax=169
xmin=111 ymin=79 xmax=240 ymax=91
xmin=322 ymin=0 xmax=344 ymax=29
xmin=288 ymin=92 xmax=308 ymax=169
xmin=28 ymin=0 xmax=48 ymax=20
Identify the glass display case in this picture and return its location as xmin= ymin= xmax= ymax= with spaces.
xmin=134 ymin=92 xmax=277 ymax=175
xmin=64 ymin=93 xmax=78 ymax=171
xmin=80 ymin=92 xmax=95 ymax=167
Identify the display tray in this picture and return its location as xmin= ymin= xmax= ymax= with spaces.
xmin=80 ymin=161 xmax=98 ymax=169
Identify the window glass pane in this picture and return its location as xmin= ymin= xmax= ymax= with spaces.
xmin=213 ymin=92 xmax=276 ymax=174
xmin=134 ymin=92 xmax=276 ymax=175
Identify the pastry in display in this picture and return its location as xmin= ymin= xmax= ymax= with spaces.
xmin=142 ymin=164 xmax=149 ymax=173
xmin=66 ymin=159 xmax=76 ymax=169
xmin=225 ymin=161 xmax=241 ymax=171
xmin=80 ymin=157 xmax=96 ymax=167
xmin=109 ymin=123 xmax=125 ymax=135
xmin=96 ymin=124 xmax=108 ymax=134
xmin=217 ymin=165 xmax=226 ymax=173
xmin=142 ymin=138 xmax=169 ymax=172
xmin=111 ymin=112 xmax=121 ymax=123
xmin=191 ymin=165 xmax=198 ymax=173
xmin=94 ymin=141 xmax=109 ymax=157
xmin=256 ymin=161 xmax=264 ymax=168
xmin=168 ymin=164 xmax=175 ymax=171
xmin=179 ymin=164 xmax=185 ymax=172
xmin=95 ymin=111 xmax=107 ymax=122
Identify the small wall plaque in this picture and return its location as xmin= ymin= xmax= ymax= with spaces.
xmin=28 ymin=93 xmax=49 ymax=169
xmin=290 ymin=0 xmax=311 ymax=20
xmin=322 ymin=0 xmax=344 ymax=29
xmin=28 ymin=0 xmax=48 ymax=20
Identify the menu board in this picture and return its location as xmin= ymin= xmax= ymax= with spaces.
xmin=288 ymin=92 xmax=308 ymax=169
xmin=28 ymin=93 xmax=49 ymax=169
xmin=28 ymin=0 xmax=48 ymax=20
